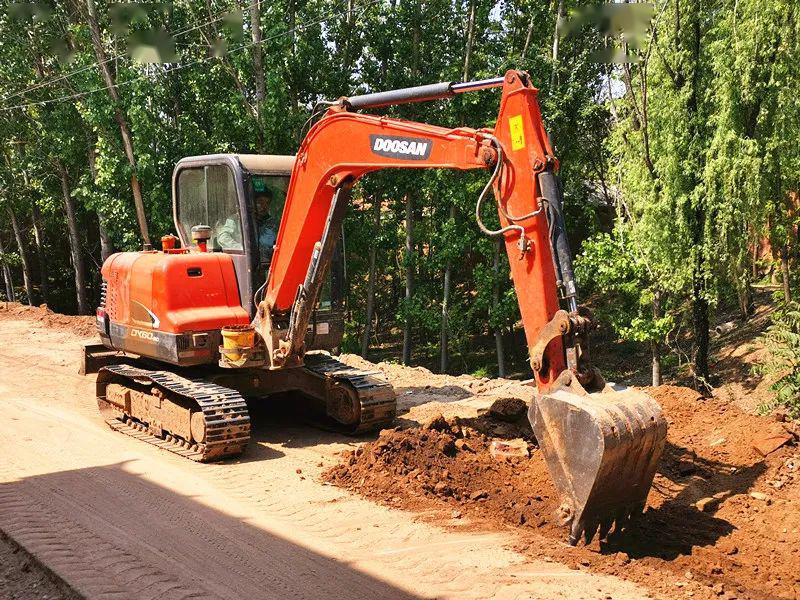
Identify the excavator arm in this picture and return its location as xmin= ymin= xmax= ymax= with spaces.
xmin=258 ymin=70 xmax=667 ymax=545
xmin=260 ymin=71 xmax=567 ymax=386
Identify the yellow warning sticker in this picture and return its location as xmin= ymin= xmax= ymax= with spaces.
xmin=509 ymin=115 xmax=526 ymax=151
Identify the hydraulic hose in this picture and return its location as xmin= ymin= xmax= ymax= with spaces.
xmin=474 ymin=136 xmax=525 ymax=241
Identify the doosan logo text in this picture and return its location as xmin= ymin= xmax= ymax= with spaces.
xmin=373 ymin=137 xmax=428 ymax=156
xmin=370 ymin=135 xmax=432 ymax=160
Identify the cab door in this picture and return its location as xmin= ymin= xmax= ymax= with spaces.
xmin=173 ymin=156 xmax=254 ymax=314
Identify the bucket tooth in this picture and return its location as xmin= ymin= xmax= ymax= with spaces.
xmin=583 ymin=519 xmax=600 ymax=545
xmin=599 ymin=518 xmax=613 ymax=541
xmin=613 ymin=507 xmax=628 ymax=534
xmin=529 ymin=383 xmax=667 ymax=545
xmin=569 ymin=523 xmax=581 ymax=547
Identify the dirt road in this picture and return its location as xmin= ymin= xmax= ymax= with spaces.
xmin=0 ymin=308 xmax=649 ymax=600
xmin=0 ymin=530 xmax=78 ymax=600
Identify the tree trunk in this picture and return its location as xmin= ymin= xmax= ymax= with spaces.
xmin=361 ymin=199 xmax=380 ymax=358
xmin=493 ymin=239 xmax=506 ymax=377
xmin=439 ymin=264 xmax=452 ymax=373
xmin=17 ymin=144 xmax=48 ymax=304
xmin=98 ymin=215 xmax=114 ymax=262
xmin=692 ymin=268 xmax=711 ymax=393
xmin=341 ymin=0 xmax=357 ymax=77
xmin=651 ymin=340 xmax=661 ymax=387
xmin=250 ymin=0 xmax=265 ymax=151
xmin=0 ymin=233 xmax=15 ymax=301
xmin=439 ymin=0 xmax=476 ymax=373
xmin=7 ymin=209 xmax=35 ymax=305
xmin=402 ymin=194 xmax=413 ymax=366
xmin=462 ymin=0 xmax=476 ymax=81
xmin=84 ymin=0 xmax=150 ymax=247
xmin=550 ymin=0 xmax=565 ymax=89
xmin=651 ymin=291 xmax=662 ymax=386
xmin=57 ymin=161 xmax=90 ymax=315
xmin=411 ymin=8 xmax=420 ymax=75
xmin=735 ymin=275 xmax=753 ymax=319
xmin=521 ymin=15 xmax=535 ymax=60
xmin=30 ymin=202 xmax=49 ymax=305
xmin=439 ymin=205 xmax=456 ymax=373
xmin=780 ymin=245 xmax=791 ymax=303
xmin=250 ymin=0 xmax=265 ymax=107
xmin=687 ymin=8 xmax=709 ymax=394
xmin=286 ymin=0 xmax=299 ymax=109
xmin=87 ymin=141 xmax=114 ymax=261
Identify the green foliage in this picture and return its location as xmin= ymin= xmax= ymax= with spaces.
xmin=6 ymin=0 xmax=794 ymax=382
xmin=582 ymin=0 xmax=800 ymax=384
xmin=0 ymin=250 xmax=21 ymax=268
xmin=755 ymin=302 xmax=800 ymax=418
xmin=340 ymin=317 xmax=362 ymax=354
xmin=470 ymin=366 xmax=492 ymax=379
xmin=576 ymin=231 xmax=673 ymax=344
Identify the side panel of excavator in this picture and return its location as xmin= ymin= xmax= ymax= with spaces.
xmin=98 ymin=250 xmax=249 ymax=366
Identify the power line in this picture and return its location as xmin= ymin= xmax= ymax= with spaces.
xmin=0 ymin=0 xmax=266 ymax=105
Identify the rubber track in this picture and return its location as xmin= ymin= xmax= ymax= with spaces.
xmin=97 ymin=364 xmax=250 ymax=462
xmin=303 ymin=353 xmax=397 ymax=434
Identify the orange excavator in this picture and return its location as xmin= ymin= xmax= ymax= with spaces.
xmin=82 ymin=70 xmax=666 ymax=545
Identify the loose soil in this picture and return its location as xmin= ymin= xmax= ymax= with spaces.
xmin=0 ymin=531 xmax=79 ymax=600
xmin=327 ymin=385 xmax=800 ymax=600
xmin=0 ymin=302 xmax=96 ymax=338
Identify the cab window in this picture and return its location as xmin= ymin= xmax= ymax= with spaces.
xmin=249 ymin=173 xmax=333 ymax=311
xmin=250 ymin=174 xmax=289 ymax=266
xmin=177 ymin=165 xmax=241 ymax=251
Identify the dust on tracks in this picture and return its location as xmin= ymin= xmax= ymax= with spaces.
xmin=326 ymin=385 xmax=800 ymax=600
xmin=0 ymin=302 xmax=97 ymax=338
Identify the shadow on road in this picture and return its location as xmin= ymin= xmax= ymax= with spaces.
xmin=0 ymin=462 xmax=423 ymax=599
xmin=229 ymin=395 xmax=379 ymax=464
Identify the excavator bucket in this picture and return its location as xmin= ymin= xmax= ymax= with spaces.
xmin=529 ymin=384 xmax=667 ymax=545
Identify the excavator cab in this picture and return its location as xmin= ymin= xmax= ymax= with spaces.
xmin=172 ymin=154 xmax=345 ymax=351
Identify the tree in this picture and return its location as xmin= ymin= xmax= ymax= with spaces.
xmin=704 ymin=0 xmax=800 ymax=306
xmin=5 ymin=207 xmax=35 ymax=305
xmin=361 ymin=198 xmax=381 ymax=358
xmin=0 ymin=0 xmax=620 ymax=377
xmin=81 ymin=0 xmax=151 ymax=247
xmin=0 ymin=232 xmax=17 ymax=302
xmin=55 ymin=160 xmax=89 ymax=314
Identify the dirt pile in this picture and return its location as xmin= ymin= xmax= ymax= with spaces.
xmin=0 ymin=302 xmax=97 ymax=338
xmin=327 ymin=385 xmax=800 ymax=599
xmin=326 ymin=401 xmax=557 ymax=530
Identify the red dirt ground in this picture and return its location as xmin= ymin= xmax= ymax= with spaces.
xmin=0 ymin=302 xmax=97 ymax=338
xmin=326 ymin=386 xmax=800 ymax=600
xmin=4 ymin=301 xmax=797 ymax=598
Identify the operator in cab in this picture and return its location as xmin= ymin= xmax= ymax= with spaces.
xmin=217 ymin=189 xmax=277 ymax=264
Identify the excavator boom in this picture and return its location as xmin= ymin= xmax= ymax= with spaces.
xmin=257 ymin=70 xmax=667 ymax=545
